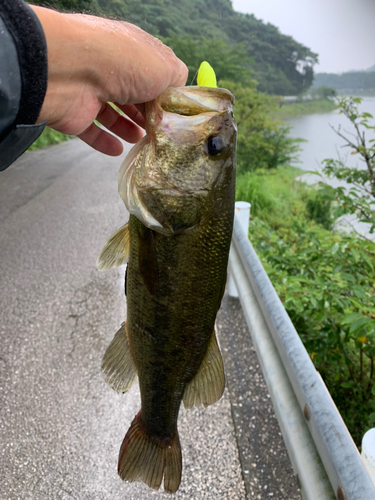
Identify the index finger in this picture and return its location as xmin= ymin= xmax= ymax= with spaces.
xmin=169 ymin=58 xmax=188 ymax=89
xmin=114 ymin=103 xmax=146 ymax=129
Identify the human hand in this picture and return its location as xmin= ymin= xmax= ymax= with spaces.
xmin=30 ymin=6 xmax=188 ymax=156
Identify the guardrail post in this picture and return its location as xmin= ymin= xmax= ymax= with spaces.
xmin=228 ymin=201 xmax=251 ymax=298
xmin=362 ymin=429 xmax=375 ymax=484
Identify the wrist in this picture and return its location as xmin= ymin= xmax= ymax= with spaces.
xmin=31 ymin=6 xmax=104 ymax=126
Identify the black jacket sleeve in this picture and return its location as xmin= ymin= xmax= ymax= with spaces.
xmin=0 ymin=0 xmax=48 ymax=171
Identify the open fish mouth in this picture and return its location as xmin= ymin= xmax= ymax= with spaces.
xmin=159 ymin=86 xmax=235 ymax=115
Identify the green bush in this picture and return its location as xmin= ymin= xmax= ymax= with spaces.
xmin=249 ymin=219 xmax=375 ymax=445
xmin=236 ymin=161 xmax=375 ymax=445
xmin=309 ymin=85 xmax=337 ymax=100
xmin=306 ymin=193 xmax=333 ymax=230
xmin=28 ymin=127 xmax=72 ymax=151
xmin=160 ymin=35 xmax=254 ymax=88
xmin=235 ymin=171 xmax=277 ymax=217
xmin=271 ymin=99 xmax=337 ymax=120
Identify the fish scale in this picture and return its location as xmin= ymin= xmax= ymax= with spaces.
xmin=127 ymin=214 xmax=229 ymax=431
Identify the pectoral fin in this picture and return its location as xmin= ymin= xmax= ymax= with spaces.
xmin=97 ymin=223 xmax=130 ymax=270
xmin=183 ymin=330 xmax=225 ymax=409
xmin=102 ymin=322 xmax=137 ymax=394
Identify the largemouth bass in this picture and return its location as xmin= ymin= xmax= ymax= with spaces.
xmin=97 ymin=85 xmax=237 ymax=493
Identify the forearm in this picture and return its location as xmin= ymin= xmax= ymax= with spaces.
xmin=0 ymin=0 xmax=47 ymax=170
xmin=30 ymin=5 xmax=102 ymax=127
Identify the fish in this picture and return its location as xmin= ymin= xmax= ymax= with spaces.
xmin=97 ymin=84 xmax=237 ymax=493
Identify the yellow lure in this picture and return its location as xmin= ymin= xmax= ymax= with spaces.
xmin=197 ymin=61 xmax=217 ymax=88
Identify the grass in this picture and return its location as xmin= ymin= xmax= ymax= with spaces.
xmin=235 ymin=165 xmax=316 ymax=228
xmin=271 ymin=99 xmax=337 ymax=120
xmin=27 ymin=127 xmax=72 ymax=151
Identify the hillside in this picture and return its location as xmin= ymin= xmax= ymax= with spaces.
xmin=313 ymin=70 xmax=375 ymax=95
xmin=30 ymin=0 xmax=318 ymax=95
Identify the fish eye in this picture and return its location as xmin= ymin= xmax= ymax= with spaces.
xmin=206 ymin=135 xmax=226 ymax=156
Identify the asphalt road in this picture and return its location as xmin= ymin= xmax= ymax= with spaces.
xmin=0 ymin=139 xmax=300 ymax=500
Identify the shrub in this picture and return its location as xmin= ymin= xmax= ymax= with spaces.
xmin=249 ymin=218 xmax=375 ymax=446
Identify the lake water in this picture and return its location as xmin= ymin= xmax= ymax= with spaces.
xmin=287 ymin=97 xmax=375 ymax=178
xmin=286 ymin=97 xmax=375 ymax=238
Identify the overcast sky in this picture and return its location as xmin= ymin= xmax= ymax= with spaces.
xmin=231 ymin=0 xmax=375 ymax=74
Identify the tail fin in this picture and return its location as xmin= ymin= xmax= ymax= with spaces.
xmin=118 ymin=413 xmax=182 ymax=494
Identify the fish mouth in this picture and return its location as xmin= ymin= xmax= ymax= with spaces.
xmin=144 ymin=86 xmax=234 ymax=136
xmin=159 ymin=86 xmax=234 ymax=116
xmin=147 ymin=86 xmax=235 ymax=147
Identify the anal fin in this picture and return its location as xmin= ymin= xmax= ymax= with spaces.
xmin=183 ymin=329 xmax=225 ymax=409
xmin=102 ymin=322 xmax=137 ymax=393
xmin=97 ymin=223 xmax=130 ymax=270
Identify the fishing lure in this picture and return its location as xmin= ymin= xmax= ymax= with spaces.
xmin=197 ymin=61 xmax=217 ymax=88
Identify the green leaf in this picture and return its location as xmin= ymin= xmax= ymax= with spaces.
xmin=349 ymin=316 xmax=373 ymax=334
xmin=342 ymin=313 xmax=363 ymax=325
xmin=340 ymin=273 xmax=356 ymax=283
xmin=331 ymin=242 xmax=339 ymax=255
xmin=341 ymin=381 xmax=355 ymax=389
xmin=369 ymin=413 xmax=375 ymax=427
xmin=350 ymin=248 xmax=360 ymax=262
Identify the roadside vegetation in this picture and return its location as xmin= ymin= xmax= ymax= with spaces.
xmin=27 ymin=127 xmax=72 ymax=151
xmin=237 ymin=98 xmax=375 ymax=446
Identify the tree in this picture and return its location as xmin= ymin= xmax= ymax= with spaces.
xmin=222 ymin=80 xmax=301 ymax=172
xmin=29 ymin=0 xmax=99 ymax=12
xmin=313 ymin=72 xmax=375 ymax=95
xmin=30 ymin=0 xmax=319 ymax=96
xmin=318 ymin=97 xmax=375 ymax=237
xmin=160 ymin=35 xmax=254 ymax=88
xmin=309 ymin=86 xmax=337 ymax=100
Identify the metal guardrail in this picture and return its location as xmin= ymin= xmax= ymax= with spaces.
xmin=228 ymin=214 xmax=375 ymax=500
